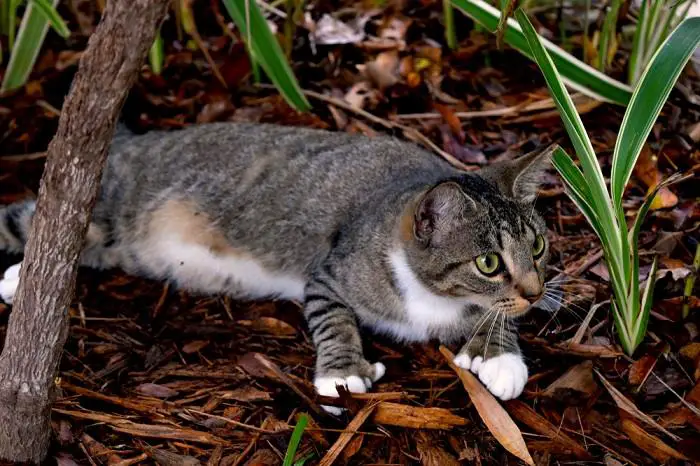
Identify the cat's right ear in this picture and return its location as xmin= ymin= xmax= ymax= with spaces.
xmin=414 ymin=182 xmax=474 ymax=245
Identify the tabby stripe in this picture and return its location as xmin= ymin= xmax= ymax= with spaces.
xmin=304 ymin=294 xmax=331 ymax=305
xmin=306 ymin=303 xmax=345 ymax=329
xmin=5 ymin=208 xmax=24 ymax=242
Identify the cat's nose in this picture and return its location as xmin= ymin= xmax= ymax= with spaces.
xmin=516 ymin=273 xmax=542 ymax=303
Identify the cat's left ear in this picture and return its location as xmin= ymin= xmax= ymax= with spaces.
xmin=479 ymin=145 xmax=555 ymax=203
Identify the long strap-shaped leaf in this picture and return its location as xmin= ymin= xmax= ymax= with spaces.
xmin=1 ymin=0 xmax=68 ymax=93
xmin=451 ymin=0 xmax=633 ymax=105
xmin=611 ymin=18 xmax=700 ymax=207
xmin=515 ymin=9 xmax=626 ymax=287
xmin=221 ymin=0 xmax=310 ymax=112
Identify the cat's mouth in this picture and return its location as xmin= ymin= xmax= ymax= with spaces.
xmin=498 ymin=296 xmax=539 ymax=318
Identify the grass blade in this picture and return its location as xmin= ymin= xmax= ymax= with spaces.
xmin=283 ymin=413 xmax=308 ymax=466
xmin=451 ymin=0 xmax=633 ymax=105
xmin=611 ymin=18 xmax=700 ymax=207
xmin=221 ymin=0 xmax=310 ymax=111
xmin=28 ymin=0 xmax=70 ymax=37
xmin=149 ymin=29 xmax=165 ymax=75
xmin=1 ymin=0 xmax=60 ymax=93
xmin=633 ymin=256 xmax=658 ymax=349
xmin=598 ymin=0 xmax=622 ymax=71
xmin=444 ymin=0 xmax=457 ymax=49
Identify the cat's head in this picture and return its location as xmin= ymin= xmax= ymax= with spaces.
xmin=403 ymin=147 xmax=553 ymax=318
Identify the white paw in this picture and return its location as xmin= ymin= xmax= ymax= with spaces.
xmin=314 ymin=362 xmax=386 ymax=415
xmin=0 ymin=262 xmax=21 ymax=305
xmin=453 ymin=353 xmax=472 ymax=370
xmin=473 ymin=353 xmax=528 ymax=401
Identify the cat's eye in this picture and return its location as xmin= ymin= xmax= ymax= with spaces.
xmin=532 ymin=234 xmax=546 ymax=259
xmin=475 ymin=253 xmax=502 ymax=277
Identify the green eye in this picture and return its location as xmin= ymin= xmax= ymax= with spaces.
xmin=475 ymin=253 xmax=502 ymax=276
xmin=532 ymin=235 xmax=546 ymax=259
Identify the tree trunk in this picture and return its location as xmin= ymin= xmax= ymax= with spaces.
xmin=0 ymin=0 xmax=170 ymax=462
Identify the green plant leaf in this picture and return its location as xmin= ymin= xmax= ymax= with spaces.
xmin=221 ymin=0 xmax=310 ymax=111
xmin=283 ymin=414 xmax=309 ymax=466
xmin=451 ymin=0 xmax=633 ymax=105
xmin=29 ymin=0 xmax=69 ymax=37
xmin=1 ymin=0 xmax=60 ymax=93
xmin=515 ymin=8 xmax=626 ymax=287
xmin=598 ymin=0 xmax=622 ymax=72
xmin=612 ymin=18 xmax=700 ymax=207
xmin=149 ymin=29 xmax=165 ymax=75
xmin=633 ymin=256 xmax=658 ymax=350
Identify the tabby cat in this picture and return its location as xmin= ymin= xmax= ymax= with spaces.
xmin=0 ymin=123 xmax=551 ymax=412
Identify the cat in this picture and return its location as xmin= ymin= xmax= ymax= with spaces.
xmin=0 ymin=122 xmax=551 ymax=412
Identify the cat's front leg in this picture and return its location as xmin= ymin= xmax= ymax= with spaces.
xmin=453 ymin=324 xmax=528 ymax=400
xmin=304 ymin=280 xmax=385 ymax=415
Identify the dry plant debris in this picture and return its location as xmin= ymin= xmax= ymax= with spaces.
xmin=1 ymin=0 xmax=699 ymax=464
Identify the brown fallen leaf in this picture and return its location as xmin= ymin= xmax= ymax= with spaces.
xmin=415 ymin=431 xmax=460 ymax=466
xmin=373 ymin=402 xmax=468 ymax=429
xmin=239 ymin=317 xmax=297 ymax=336
xmin=219 ymin=386 xmax=272 ymax=402
xmin=633 ymin=145 xmax=678 ymax=210
xmin=628 ymin=354 xmax=658 ymax=386
xmin=243 ymin=448 xmax=280 ymax=466
xmin=621 ymin=416 xmax=688 ymax=462
xmin=54 ymin=409 xmax=229 ymax=445
xmin=146 ymin=447 xmax=202 ymax=466
xmin=81 ymin=432 xmax=123 ymax=464
xmin=542 ymin=360 xmax=598 ymax=404
xmin=505 ymin=400 xmax=591 ymax=459
xmin=439 ymin=346 xmax=534 ymax=466
xmin=595 ymin=370 xmax=681 ymax=441
xmin=135 ymin=382 xmax=179 ymax=399
xmin=182 ymin=340 xmax=209 ymax=354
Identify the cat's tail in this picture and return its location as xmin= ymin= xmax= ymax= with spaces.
xmin=0 ymin=200 xmax=36 ymax=254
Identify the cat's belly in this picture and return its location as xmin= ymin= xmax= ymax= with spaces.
xmin=131 ymin=237 xmax=306 ymax=301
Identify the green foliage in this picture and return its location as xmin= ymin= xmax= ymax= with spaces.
xmin=451 ymin=0 xmax=633 ymax=105
xmin=221 ymin=0 xmax=310 ymax=111
xmin=1 ymin=0 xmax=70 ymax=93
xmin=283 ymin=413 xmax=309 ymax=466
xmin=444 ymin=0 xmax=457 ymax=49
xmin=149 ymin=30 xmax=165 ymax=75
xmin=516 ymin=8 xmax=700 ymax=355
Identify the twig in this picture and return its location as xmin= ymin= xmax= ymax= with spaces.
xmin=299 ymin=88 xmax=474 ymax=171
xmin=317 ymin=403 xmax=377 ymax=466
xmin=187 ymin=409 xmax=284 ymax=434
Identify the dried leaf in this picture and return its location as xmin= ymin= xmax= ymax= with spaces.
xmin=182 ymin=340 xmax=209 ymax=354
xmin=149 ymin=448 xmax=202 ymax=466
xmin=249 ymin=317 xmax=297 ymax=336
xmin=595 ymin=371 xmax=680 ymax=441
xmin=505 ymin=400 xmax=591 ymax=459
xmin=220 ymin=387 xmax=272 ymax=402
xmin=415 ymin=432 xmax=460 ymax=466
xmin=360 ymin=51 xmax=400 ymax=89
xmin=542 ymin=360 xmax=598 ymax=403
xmin=633 ymin=145 xmax=678 ymax=210
xmin=628 ymin=354 xmax=657 ymax=386
xmin=243 ymin=449 xmax=280 ymax=466
xmin=135 ymin=383 xmax=179 ymax=398
xmin=312 ymin=14 xmax=367 ymax=45
xmin=621 ymin=417 xmax=688 ymax=462
xmin=373 ymin=402 xmax=469 ymax=429
xmin=439 ymin=346 xmax=534 ymax=465
xmin=318 ymin=404 xmax=375 ymax=466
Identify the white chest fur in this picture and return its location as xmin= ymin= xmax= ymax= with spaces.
xmin=379 ymin=248 xmax=469 ymax=342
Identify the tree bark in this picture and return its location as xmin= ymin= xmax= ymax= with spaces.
xmin=0 ymin=0 xmax=170 ymax=462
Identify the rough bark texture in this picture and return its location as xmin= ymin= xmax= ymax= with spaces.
xmin=0 ymin=0 xmax=170 ymax=462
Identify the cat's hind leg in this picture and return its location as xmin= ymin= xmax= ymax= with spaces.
xmin=124 ymin=199 xmax=306 ymax=300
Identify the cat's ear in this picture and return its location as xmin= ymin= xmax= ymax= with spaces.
xmin=414 ymin=182 xmax=474 ymax=244
xmin=480 ymin=145 xmax=555 ymax=203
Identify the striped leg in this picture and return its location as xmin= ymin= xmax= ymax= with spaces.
xmin=304 ymin=277 xmax=385 ymax=414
